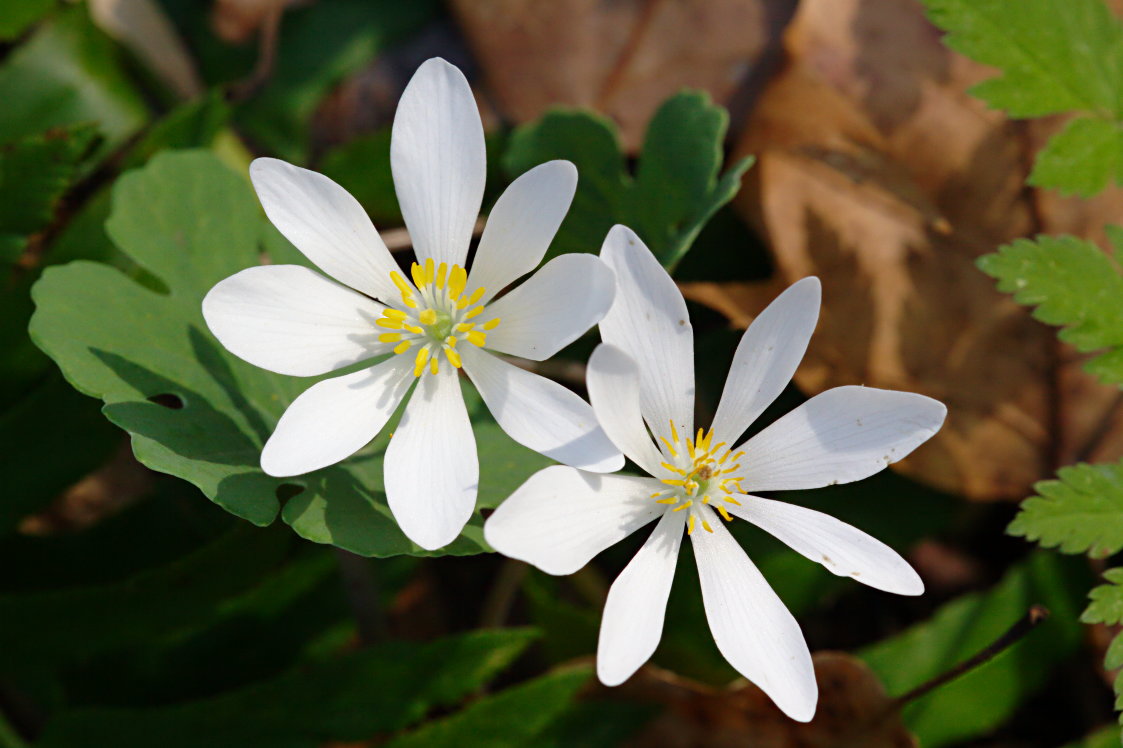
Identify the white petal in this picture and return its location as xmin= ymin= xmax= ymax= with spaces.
xmin=729 ymin=496 xmax=923 ymax=595
xmin=391 ymin=57 xmax=485 ymax=268
xmin=203 ymin=265 xmax=389 ymax=377
xmin=710 ymin=277 xmax=820 ymax=445
xmin=586 ymin=344 xmax=666 ymax=476
xmin=384 ymin=365 xmax=478 ymax=550
xmin=261 ymin=356 xmax=414 ymax=477
xmin=691 ymin=510 xmax=817 ymax=722
xmin=480 ymin=254 xmax=614 ymax=361
xmin=597 ymin=510 xmax=684 ymax=686
xmin=249 ymin=158 xmax=402 ymax=304
xmin=738 ymin=386 xmax=947 ymax=492
xmin=483 ymin=466 xmax=664 ymax=575
xmin=460 ymin=346 xmax=622 ymax=472
xmin=599 ymin=225 xmax=694 ymax=437
xmin=468 ymin=160 xmax=577 ymax=303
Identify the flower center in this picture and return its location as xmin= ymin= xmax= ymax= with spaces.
xmin=650 ymin=421 xmax=745 ymax=535
xmin=375 ymin=258 xmax=501 ymax=377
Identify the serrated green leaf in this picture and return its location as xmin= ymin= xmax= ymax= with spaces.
xmin=922 ymin=0 xmax=1123 ymax=119
xmin=861 ymin=553 xmax=1090 ymax=747
xmin=29 ymin=150 xmax=549 ymax=557
xmin=1084 ymin=568 xmax=1123 ymax=624
xmin=977 ymin=232 xmax=1123 ymax=383
xmin=1009 ymin=459 xmax=1123 ymax=557
xmin=1029 ymin=116 xmax=1123 ymax=197
xmin=37 ymin=628 xmax=540 ymax=747
xmin=385 ymin=666 xmax=591 ymax=748
xmin=0 ymin=6 xmax=149 ymax=164
xmin=504 ymin=91 xmax=752 ymax=270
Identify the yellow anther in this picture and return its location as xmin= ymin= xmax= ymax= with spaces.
xmin=465 ymin=306 xmax=485 ymax=320
xmin=391 ymin=271 xmax=412 ymax=294
xmin=448 ymin=265 xmax=467 ymax=298
xmin=650 ymin=492 xmax=666 ymax=499
xmin=702 ymin=519 xmax=713 ymax=533
xmin=688 ymin=515 xmax=696 ymax=535
xmin=445 ymin=346 xmax=462 ymax=368
xmin=701 ymin=495 xmax=711 ymax=504
xmin=455 ymin=322 xmax=475 ymax=333
xmin=436 ymin=262 xmax=448 ymax=289
xmin=481 ymin=317 xmax=501 ymax=331
xmin=699 ymin=442 xmax=727 ymax=461
xmin=669 ymin=420 xmax=679 ymax=444
xmin=718 ymin=449 xmax=734 ymax=465
xmin=378 ymin=332 xmax=402 ymax=343
xmin=459 ymin=287 xmax=486 ymax=309
xmin=394 ymin=340 xmax=412 ymax=355
xmin=402 ymin=296 xmax=418 ymax=309
xmin=686 ymin=439 xmax=697 ymax=461
xmin=724 ymin=496 xmax=742 ymax=506
xmin=424 ymin=258 xmax=435 ymax=285
xmin=659 ymin=436 xmax=678 ymax=457
xmin=672 ymin=500 xmax=693 ymax=512
xmin=718 ymin=505 xmax=733 ymax=522
xmin=445 ymin=336 xmax=458 ymax=348
xmin=376 ymin=318 xmax=403 ymax=330
xmin=410 ymin=262 xmax=426 ymax=289
xmin=661 ymin=478 xmax=687 ymax=487
xmin=466 ymin=330 xmax=487 ymax=347
xmin=418 ymin=309 xmax=437 ymax=326
xmin=720 ymin=464 xmax=741 ymax=475
xmin=660 ymin=462 xmax=686 ymax=475
xmin=404 ymin=324 xmax=424 ymax=334
xmin=656 ymin=497 xmax=679 ymax=505
xmin=430 ymin=356 xmax=439 ymax=375
xmin=413 ymin=347 xmax=430 ymax=377
xmin=696 ymin=428 xmax=705 ymax=449
xmin=383 ymin=309 xmax=408 ymax=320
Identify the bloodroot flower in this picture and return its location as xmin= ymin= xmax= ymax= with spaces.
xmin=484 ymin=225 xmax=946 ymax=721
xmin=202 ymin=58 xmax=621 ymax=550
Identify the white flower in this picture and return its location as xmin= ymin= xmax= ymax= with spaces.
xmin=484 ymin=225 xmax=946 ymax=722
xmin=202 ymin=58 xmax=622 ymax=550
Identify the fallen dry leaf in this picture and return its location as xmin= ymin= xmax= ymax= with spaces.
xmin=610 ymin=653 xmax=915 ymax=747
xmin=450 ymin=0 xmax=796 ymax=150
xmin=708 ymin=0 xmax=1123 ymax=500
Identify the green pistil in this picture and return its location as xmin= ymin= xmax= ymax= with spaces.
xmin=427 ymin=311 xmax=453 ymax=340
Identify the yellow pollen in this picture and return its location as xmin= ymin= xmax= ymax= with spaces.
xmin=390 ymin=272 xmax=418 ymax=308
xmin=413 ymin=347 xmax=430 ymax=377
xmin=444 ymin=345 xmax=463 ymax=368
xmin=717 ymin=505 xmax=733 ymax=522
xmin=418 ymin=309 xmax=438 ymax=326
xmin=424 ymin=258 xmax=435 ymax=285
xmin=448 ymin=266 xmax=467 ymax=298
xmin=466 ymin=330 xmax=487 ymax=347
xmin=465 ymin=287 xmax=486 ymax=306
xmin=669 ymin=420 xmax=680 ymax=444
xmin=436 ymin=261 xmax=448 ymax=289
xmin=696 ymin=428 xmax=705 ymax=449
xmin=378 ymin=332 xmax=402 ymax=343
xmin=688 ymin=515 xmax=696 ymax=535
xmin=430 ymin=356 xmax=439 ymax=375
xmin=656 ymin=497 xmax=679 ymax=505
xmin=393 ymin=340 xmax=412 ymax=355
xmin=701 ymin=495 xmax=711 ymax=504
xmin=383 ymin=309 xmax=408 ymax=320
xmin=702 ymin=519 xmax=713 ymax=533
xmin=724 ymin=496 xmax=741 ymax=506
xmin=410 ymin=262 xmax=426 ymax=288
xmin=376 ymin=318 xmax=402 ymax=330
xmin=720 ymin=464 xmax=741 ymax=475
xmin=465 ymin=306 xmax=485 ymax=320
xmin=659 ymin=436 xmax=678 ymax=457
xmin=686 ymin=439 xmax=697 ymax=461
xmin=650 ymin=492 xmax=665 ymax=498
xmin=671 ymin=499 xmax=693 ymax=512
xmin=661 ymin=478 xmax=687 ymax=487
xmin=482 ymin=317 xmax=501 ymax=331
xmin=455 ymin=322 xmax=475 ymax=333
xmin=445 ymin=336 xmax=458 ymax=347
xmin=660 ymin=462 xmax=685 ymax=475
xmin=404 ymin=324 xmax=424 ymax=334
xmin=699 ymin=442 xmax=727 ymax=461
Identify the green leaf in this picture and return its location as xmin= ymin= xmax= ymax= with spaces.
xmin=861 ymin=553 xmax=1090 ymax=747
xmin=977 ymin=231 xmax=1123 ymax=383
xmin=1009 ymin=459 xmax=1123 ymax=557
xmin=0 ymin=124 xmax=98 ymax=255
xmin=0 ymin=6 xmax=149 ymax=164
xmin=1029 ymin=116 xmax=1123 ymax=196
xmin=30 ymin=150 xmax=549 ymax=556
xmin=1084 ymin=568 xmax=1123 ymax=624
xmin=0 ymin=0 xmax=56 ymax=40
xmin=922 ymin=0 xmax=1123 ymax=119
xmin=385 ymin=666 xmax=591 ymax=748
xmin=37 ymin=628 xmax=540 ymax=747
xmin=504 ymin=91 xmax=752 ymax=270
xmin=1063 ymin=726 xmax=1123 ymax=748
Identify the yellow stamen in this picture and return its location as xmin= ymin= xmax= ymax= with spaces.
xmin=410 ymin=262 xmax=426 ymax=288
xmin=445 ymin=346 xmax=462 ymax=368
xmin=701 ymin=495 xmax=710 ymax=504
xmin=436 ymin=261 xmax=448 ymax=289
xmin=448 ymin=266 xmax=467 ymax=298
xmin=669 ymin=420 xmax=679 ymax=444
xmin=698 ymin=442 xmax=727 ymax=461
xmin=413 ymin=347 xmax=430 ymax=377
xmin=378 ymin=332 xmax=402 ymax=343
xmin=383 ymin=308 xmax=408 ymax=320
xmin=660 ymin=462 xmax=686 ymax=475
xmin=724 ymin=496 xmax=742 ymax=506
xmin=445 ymin=336 xmax=458 ymax=348
xmin=482 ymin=317 xmax=501 ymax=331
xmin=466 ymin=330 xmax=487 ymax=347
xmin=404 ymin=324 xmax=424 ymax=334
xmin=659 ymin=436 xmax=678 ymax=457
xmin=717 ymin=505 xmax=732 ymax=522
xmin=391 ymin=271 xmax=412 ymax=294
xmin=696 ymin=428 xmax=704 ymax=450
xmin=720 ymin=464 xmax=741 ymax=475
xmin=702 ymin=519 xmax=713 ymax=533
xmin=455 ymin=322 xmax=475 ymax=333
xmin=672 ymin=499 xmax=693 ymax=512
xmin=650 ymin=492 xmax=666 ymax=499
xmin=661 ymin=478 xmax=687 ymax=487
xmin=686 ymin=439 xmax=697 ymax=461
xmin=688 ymin=515 xmax=696 ymax=535
xmin=418 ymin=309 xmax=437 ymax=326
xmin=430 ymin=356 xmax=439 ymax=375
xmin=465 ymin=306 xmax=485 ymax=320
xmin=656 ymin=497 xmax=679 ymax=505
xmin=424 ymin=258 xmax=435 ymax=285
xmin=461 ymin=287 xmax=486 ymax=308
xmin=394 ymin=340 xmax=412 ymax=355
xmin=718 ymin=449 xmax=734 ymax=465
xmin=376 ymin=318 xmax=403 ymax=330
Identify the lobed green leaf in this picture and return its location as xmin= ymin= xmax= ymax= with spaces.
xmin=1084 ymin=568 xmax=1123 ymax=625
xmin=1009 ymin=459 xmax=1123 ymax=557
xmin=1029 ymin=116 xmax=1123 ymax=197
